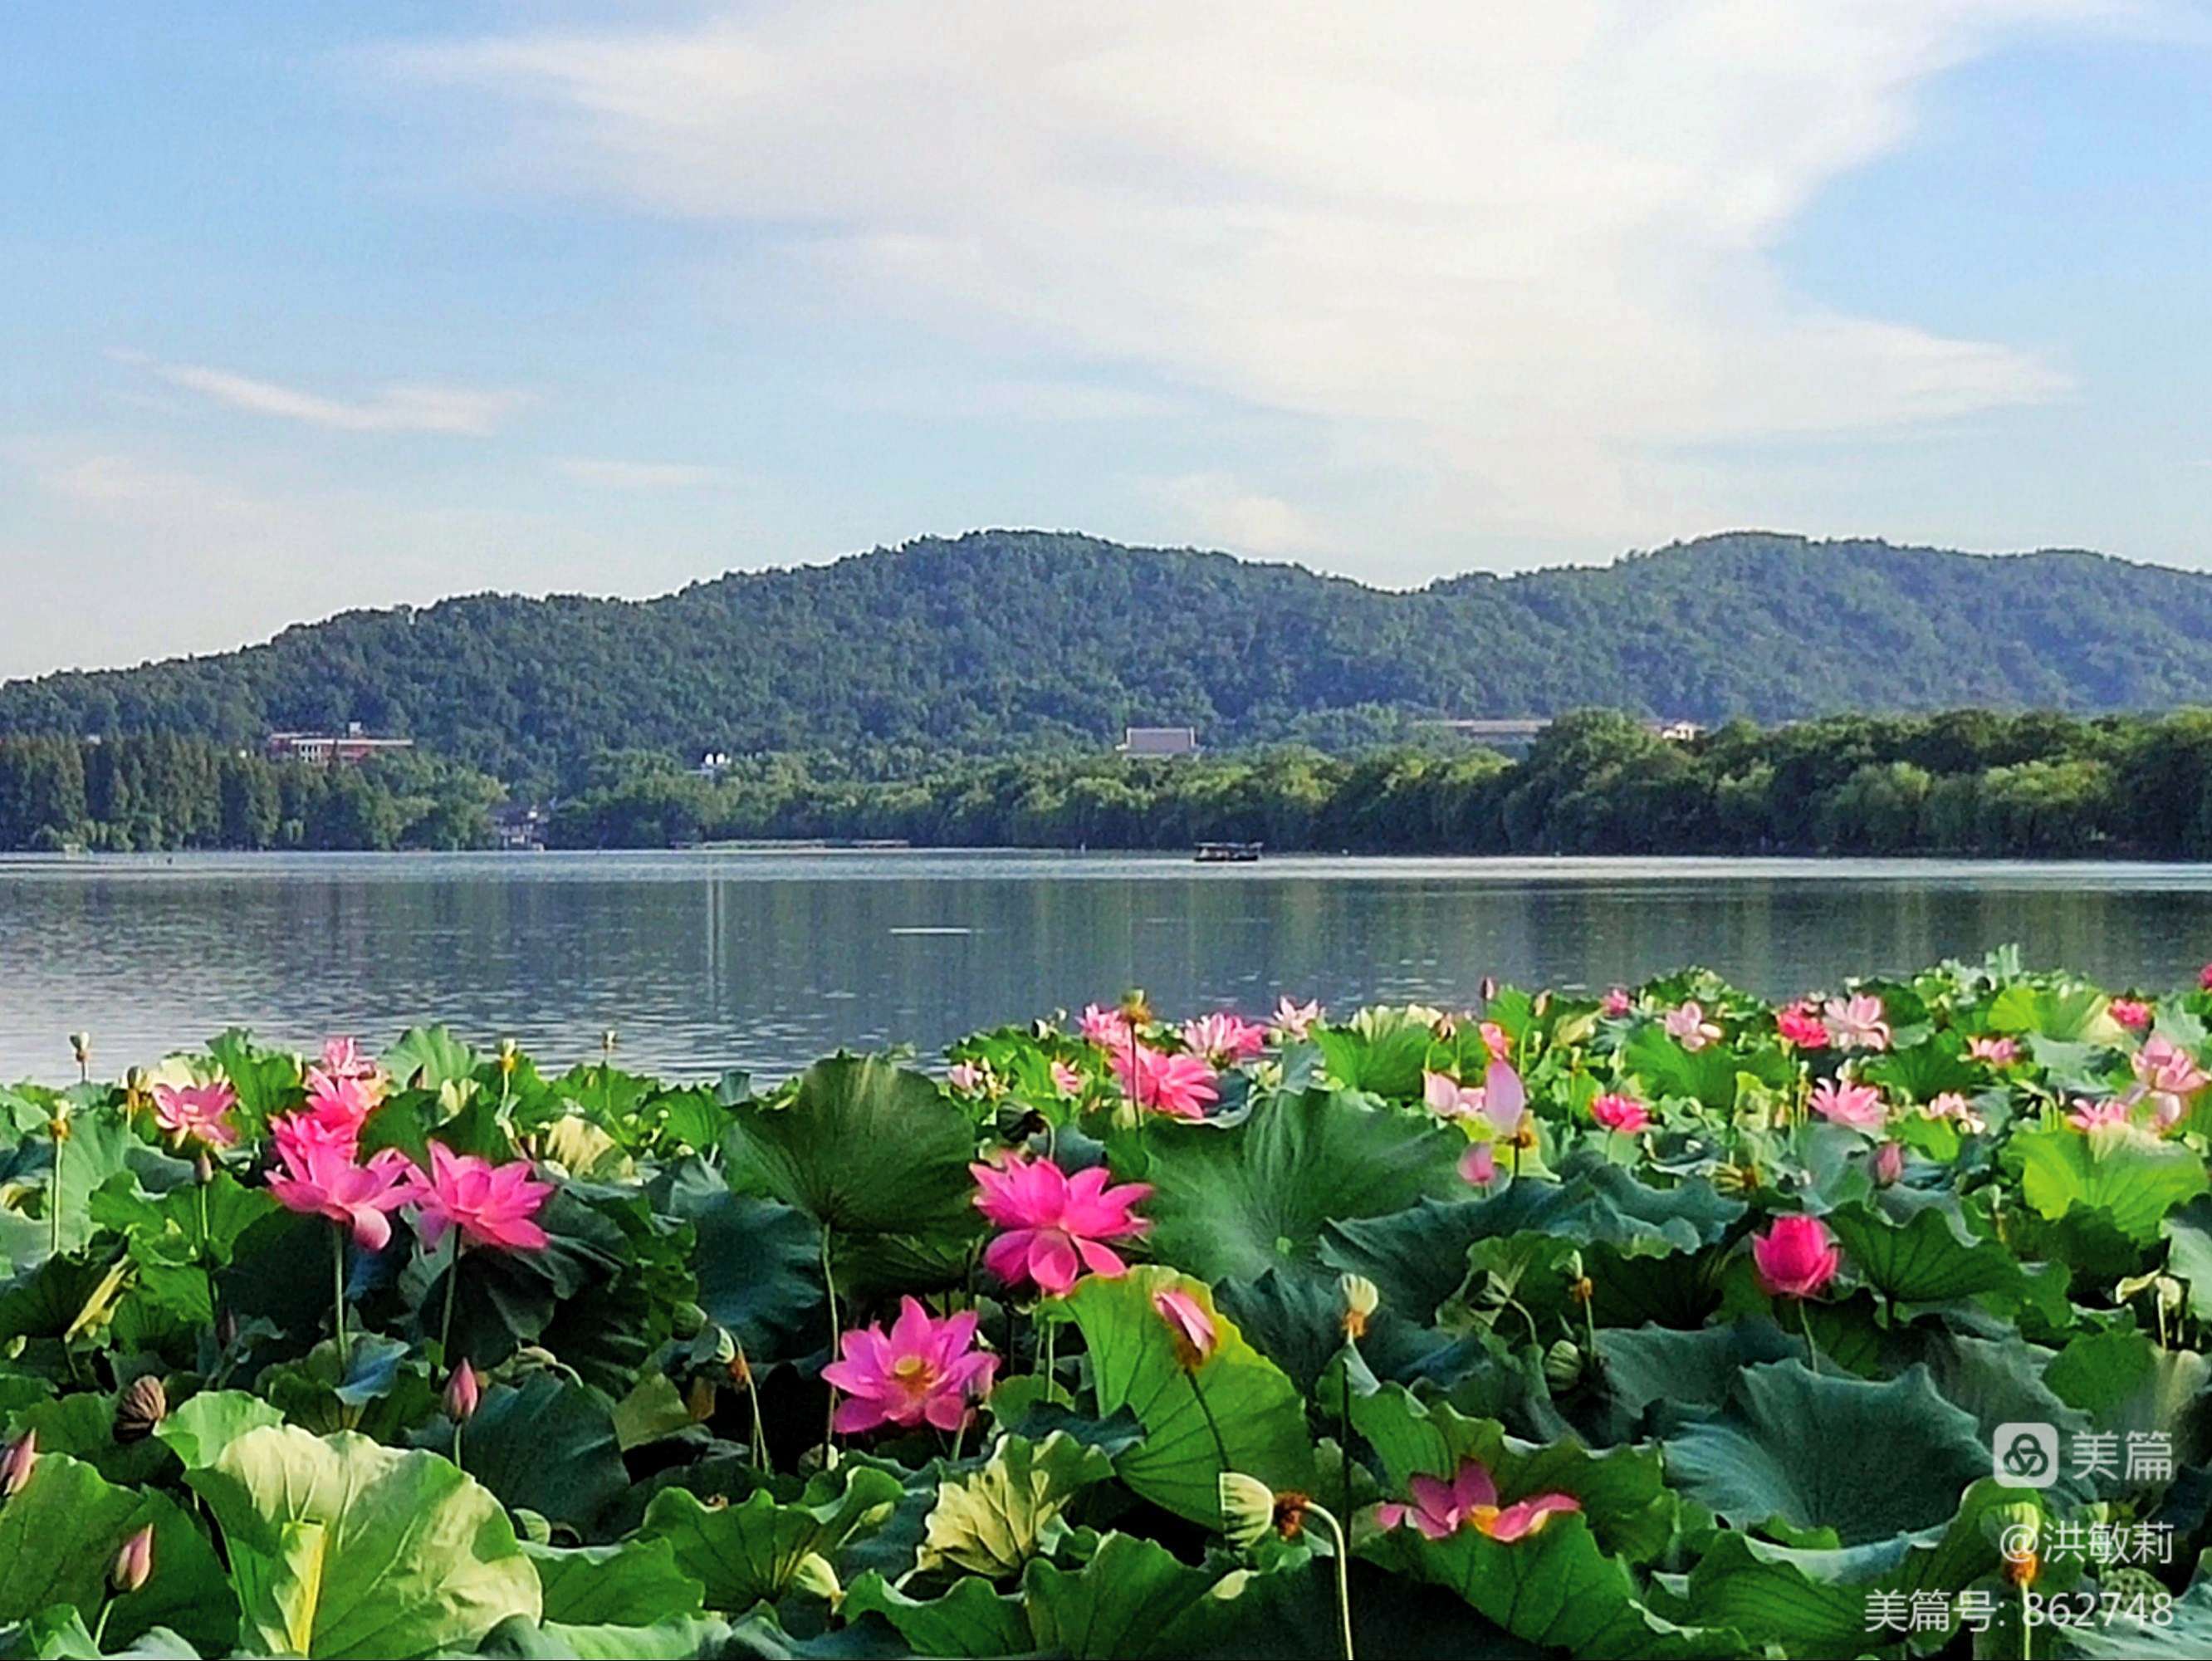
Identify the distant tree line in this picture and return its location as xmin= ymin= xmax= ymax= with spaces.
xmin=546 ymin=708 xmax=2212 ymax=858
xmin=0 ymin=734 xmax=502 ymax=851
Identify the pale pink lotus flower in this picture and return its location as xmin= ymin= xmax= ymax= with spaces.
xmin=1872 ymin=1141 xmax=1906 ymax=1185
xmin=1589 ymin=1093 xmax=1651 ymax=1134
xmin=1663 ymin=1002 xmax=1723 ymax=1051
xmin=971 ymin=1152 xmax=1152 ymax=1296
xmin=1968 ymin=1036 xmax=2021 ymax=1066
xmin=266 ymin=1140 xmax=418 ymax=1250
xmin=2068 ymin=1097 xmax=2133 ymax=1132
xmin=1480 ymin=1061 xmax=1529 ymax=1140
xmin=1808 ymin=1078 xmax=1887 ymax=1135
xmin=2109 ymin=998 xmax=2153 ymax=1031
xmin=821 ymin=1296 xmax=997 ymax=1434
xmin=1079 ymin=1003 xmax=1133 ymax=1051
xmin=1599 ymin=987 xmax=1632 ymax=1018
xmin=1108 ymin=1044 xmax=1220 ymax=1120
xmin=409 ymin=1143 xmax=554 ymax=1253
xmin=1422 ymin=1070 xmax=1486 ymax=1121
xmin=1181 ymin=1012 xmax=1269 ymax=1066
xmin=1822 ymin=993 xmax=1891 ymax=1052
xmin=1925 ymin=1091 xmax=1988 ymax=1135
xmin=1775 ymin=1003 xmax=1829 ymax=1050
xmin=0 ymin=1429 xmax=35 ymax=1499
xmin=1752 ymin=1215 xmax=1840 ymax=1300
xmin=2133 ymin=1035 xmax=2207 ymax=1098
xmin=1151 ymin=1286 xmax=1217 ymax=1368
xmin=1478 ymin=1021 xmax=1511 ymax=1063
xmin=152 ymin=1080 xmax=239 ymax=1149
xmin=1376 ymin=1458 xmax=1580 ymax=1544
xmin=1458 ymin=1142 xmax=1498 ymax=1187
xmin=316 ymin=1036 xmax=386 ymax=1102
xmin=945 ymin=1061 xmax=990 ymax=1096
xmin=1271 ymin=996 xmax=1323 ymax=1041
xmin=1049 ymin=1060 xmax=1086 ymax=1099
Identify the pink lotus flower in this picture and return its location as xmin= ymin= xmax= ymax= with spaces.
xmin=2109 ymin=999 xmax=2152 ymax=1031
xmin=1664 ymin=1002 xmax=1722 ymax=1051
xmin=1271 ymin=996 xmax=1323 ymax=1041
xmin=271 ymin=1105 xmax=365 ymax=1166
xmin=409 ymin=1143 xmax=553 ymax=1253
xmin=298 ymin=1070 xmax=379 ymax=1150
xmin=2133 ymin=1035 xmax=2207 ymax=1097
xmin=1376 ymin=1458 xmax=1580 ymax=1544
xmin=1600 ymin=987 xmax=1632 ymax=1018
xmin=152 ymin=1080 xmax=239 ymax=1149
xmin=1823 ymin=993 xmax=1891 ymax=1051
xmin=2200 ymin=963 xmax=2212 ymax=992
xmin=1925 ymin=1090 xmax=1987 ymax=1134
xmin=1873 ymin=1141 xmax=1906 ymax=1185
xmin=1459 ymin=1142 xmax=1498 ymax=1187
xmin=2068 ymin=1097 xmax=2133 ymax=1132
xmin=1968 ymin=1035 xmax=2020 ymax=1066
xmin=1422 ymin=1070 xmax=1485 ymax=1120
xmin=267 ymin=1140 xmax=418 ymax=1250
xmin=1079 ymin=1003 xmax=1134 ymax=1051
xmin=316 ymin=1036 xmax=385 ymax=1100
xmin=1478 ymin=1022 xmax=1510 ymax=1063
xmin=822 ymin=1296 xmax=997 ymax=1434
xmin=1182 ymin=1012 xmax=1268 ymax=1065
xmin=1775 ymin=1003 xmax=1829 ymax=1050
xmin=971 ymin=1152 xmax=1152 ymax=1295
xmin=1152 ymin=1286 xmax=1217 ymax=1368
xmin=1809 ymin=1078 xmax=1887 ymax=1135
xmin=1589 ymin=1092 xmax=1650 ymax=1134
xmin=945 ymin=1061 xmax=990 ymax=1096
xmin=1049 ymin=1060 xmax=1086 ymax=1099
xmin=1479 ymin=1061 xmax=1529 ymax=1139
xmin=1109 ymin=1043 xmax=1220 ymax=1120
xmin=1752 ymin=1215 xmax=1840 ymax=1300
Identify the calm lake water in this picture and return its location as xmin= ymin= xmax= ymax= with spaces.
xmin=7 ymin=849 xmax=2212 ymax=1081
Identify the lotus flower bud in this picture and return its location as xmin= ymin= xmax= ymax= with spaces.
xmin=113 ymin=1374 xmax=168 ymax=1443
xmin=1218 ymin=1472 xmax=1277 ymax=1550
xmin=110 ymin=1524 xmax=154 ymax=1593
xmin=1152 ymin=1288 xmax=1217 ymax=1370
xmin=1873 ymin=1141 xmax=1905 ymax=1186
xmin=1480 ymin=977 xmax=1498 ymax=1002
xmin=1544 ymin=1338 xmax=1584 ymax=1392
xmin=0 ymin=1429 xmax=36 ymax=1498
xmin=1338 ymin=1272 xmax=1379 ymax=1340
xmin=443 ymin=1359 xmax=479 ymax=1423
xmin=497 ymin=1037 xmax=521 ymax=1075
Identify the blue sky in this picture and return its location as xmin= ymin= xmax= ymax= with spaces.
xmin=3 ymin=1 xmax=2210 ymax=677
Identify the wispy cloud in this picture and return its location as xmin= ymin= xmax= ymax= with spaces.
xmin=114 ymin=350 xmax=524 ymax=435
xmin=380 ymin=1 xmax=2139 ymax=547
xmin=554 ymin=457 xmax=727 ymax=489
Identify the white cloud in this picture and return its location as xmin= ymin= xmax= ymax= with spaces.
xmin=117 ymin=352 xmax=524 ymax=435
xmin=1153 ymin=473 xmax=1326 ymax=557
xmin=555 ymin=457 xmax=728 ymax=488
xmin=380 ymin=1 xmax=2150 ymax=551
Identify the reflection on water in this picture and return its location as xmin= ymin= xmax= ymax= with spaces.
xmin=5 ymin=849 xmax=2212 ymax=1080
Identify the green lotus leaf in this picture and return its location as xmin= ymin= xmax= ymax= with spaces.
xmin=2045 ymin=1327 xmax=2212 ymax=1467
xmin=1125 ymin=1086 xmax=1465 ymax=1284
xmin=639 ymin=1463 xmax=903 ymax=1611
xmin=470 ymin=1614 xmax=736 ymax=1659
xmin=1857 ymin=1031 xmax=1977 ymax=1103
xmin=153 ymin=1388 xmax=286 ymax=1469
xmin=417 ymin=1374 xmax=630 ymax=1536
xmin=7 ymin=1389 xmax=173 ymax=1487
xmin=1058 ymin=1266 xmax=1314 ymax=1526
xmin=381 ymin=1026 xmax=480 ymax=1092
xmin=205 ymin=1028 xmax=302 ymax=1124
xmin=89 ymin=1169 xmax=278 ymax=1270
xmin=654 ymin=1158 xmax=824 ymax=1363
xmin=916 ymin=1431 xmax=1116 ymax=1578
xmin=718 ymin=1056 xmax=981 ymax=1292
xmin=1661 ymin=1361 xmax=1989 ymax=1546
xmin=1622 ymin=1026 xmax=1789 ymax=1111
xmin=521 ymin=1537 xmax=705 ymax=1626
xmin=2161 ymin=1195 xmax=2212 ymax=1320
xmin=2007 ymin=1123 xmax=2210 ymax=1244
xmin=1594 ymin=1320 xmax=1803 ymax=1427
xmin=184 ymin=1425 xmax=540 ymax=1659
xmin=1822 ymin=1200 xmax=2031 ymax=1308
xmin=0 ymin=1452 xmax=236 ymax=1654
xmin=2060 ymin=1559 xmax=2212 ymax=1659
xmin=1985 ymin=983 xmax=2125 ymax=1044
xmin=1312 ymin=1012 xmax=1436 ymax=1099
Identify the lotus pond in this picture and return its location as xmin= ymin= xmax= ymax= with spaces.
xmin=4 ymin=953 xmax=2212 ymax=1659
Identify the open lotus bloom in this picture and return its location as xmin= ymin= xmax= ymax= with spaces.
xmin=822 ymin=1296 xmax=997 ymax=1434
xmin=1422 ymin=1070 xmax=1485 ymax=1120
xmin=1377 ymin=1458 xmax=1580 ymax=1543
xmin=1109 ymin=1042 xmax=1220 ymax=1120
xmin=265 ymin=1139 xmax=418 ymax=1250
xmin=1182 ymin=1011 xmax=1268 ymax=1064
xmin=411 ymin=1142 xmax=554 ymax=1252
xmin=970 ymin=1151 xmax=1152 ymax=1295
xmin=151 ymin=1080 xmax=238 ymax=1149
xmin=1822 ymin=992 xmax=1891 ymax=1051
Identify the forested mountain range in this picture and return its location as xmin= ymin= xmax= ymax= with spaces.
xmin=6 ymin=529 xmax=2212 ymax=789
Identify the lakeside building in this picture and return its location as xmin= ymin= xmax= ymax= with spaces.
xmin=265 ymin=723 xmax=414 ymax=767
xmin=1118 ymin=725 xmax=1201 ymax=757
xmin=1416 ymin=716 xmax=1705 ymax=752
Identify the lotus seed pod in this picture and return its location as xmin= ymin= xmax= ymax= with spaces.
xmin=112 ymin=1374 xmax=168 ymax=1443
xmin=1217 ymin=1472 xmax=1277 ymax=1550
xmin=1544 ymin=1338 xmax=1584 ymax=1392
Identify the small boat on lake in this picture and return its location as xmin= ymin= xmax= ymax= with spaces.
xmin=1194 ymin=840 xmax=1263 ymax=863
